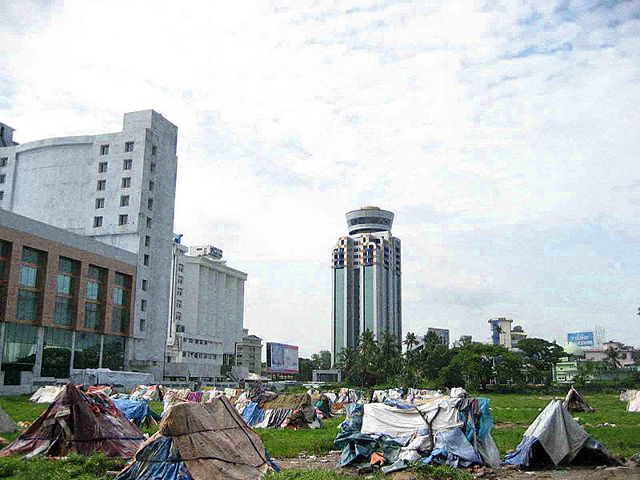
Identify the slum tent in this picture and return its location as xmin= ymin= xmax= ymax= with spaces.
xmin=112 ymin=399 xmax=162 ymax=428
xmin=130 ymin=384 xmax=164 ymax=401
xmin=115 ymin=397 xmax=274 ymax=480
xmin=29 ymin=385 xmax=63 ymax=403
xmin=505 ymin=400 xmax=618 ymax=468
xmin=312 ymin=394 xmax=333 ymax=419
xmin=0 ymin=383 xmax=144 ymax=459
xmin=334 ymin=391 xmax=499 ymax=472
xmin=622 ymin=390 xmax=640 ymax=413
xmin=241 ymin=393 xmax=321 ymax=429
xmin=563 ymin=387 xmax=594 ymax=413
xmin=0 ymin=405 xmax=16 ymax=433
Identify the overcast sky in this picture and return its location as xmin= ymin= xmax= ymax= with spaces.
xmin=2 ymin=0 xmax=640 ymax=357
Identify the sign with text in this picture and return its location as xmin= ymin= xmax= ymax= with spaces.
xmin=567 ymin=332 xmax=594 ymax=347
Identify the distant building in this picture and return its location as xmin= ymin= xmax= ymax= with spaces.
xmin=553 ymin=343 xmax=584 ymax=384
xmin=164 ymin=238 xmax=248 ymax=383
xmin=331 ymin=207 xmax=402 ymax=364
xmin=583 ymin=341 xmax=638 ymax=367
xmin=488 ymin=317 xmax=527 ymax=349
xmin=427 ymin=327 xmax=450 ymax=347
xmin=0 ymin=210 xmax=137 ymax=392
xmin=235 ymin=333 xmax=262 ymax=374
xmin=312 ymin=369 xmax=342 ymax=383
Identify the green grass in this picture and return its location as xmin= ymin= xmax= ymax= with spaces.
xmin=0 ymin=451 xmax=126 ymax=480
xmin=257 ymin=416 xmax=345 ymax=458
xmin=263 ymin=465 xmax=472 ymax=479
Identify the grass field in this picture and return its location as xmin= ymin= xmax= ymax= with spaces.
xmin=0 ymin=392 xmax=637 ymax=479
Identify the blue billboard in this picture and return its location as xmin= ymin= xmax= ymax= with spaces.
xmin=567 ymin=332 xmax=594 ymax=347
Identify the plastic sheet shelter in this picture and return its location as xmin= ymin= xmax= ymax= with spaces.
xmin=563 ymin=387 xmax=594 ymax=413
xmin=29 ymin=385 xmax=63 ymax=403
xmin=505 ymin=400 xmax=617 ymax=468
xmin=0 ymin=405 xmax=16 ymax=433
xmin=241 ymin=393 xmax=321 ymax=429
xmin=0 ymin=383 xmax=144 ymax=459
xmin=116 ymin=397 xmax=272 ymax=480
xmin=112 ymin=399 xmax=161 ymax=427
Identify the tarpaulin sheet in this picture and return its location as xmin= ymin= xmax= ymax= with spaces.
xmin=423 ymin=427 xmax=482 ymax=468
xmin=113 ymin=399 xmax=156 ymax=422
xmin=119 ymin=398 xmax=270 ymax=480
xmin=505 ymin=400 xmax=589 ymax=466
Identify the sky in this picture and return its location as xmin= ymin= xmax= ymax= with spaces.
xmin=1 ymin=0 xmax=640 ymax=357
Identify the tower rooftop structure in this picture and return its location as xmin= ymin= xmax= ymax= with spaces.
xmin=345 ymin=206 xmax=394 ymax=235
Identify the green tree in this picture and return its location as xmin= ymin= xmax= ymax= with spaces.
xmin=421 ymin=330 xmax=440 ymax=351
xmin=494 ymin=348 xmax=524 ymax=385
xmin=336 ymin=346 xmax=359 ymax=385
xmin=379 ymin=331 xmax=402 ymax=380
xmin=297 ymin=358 xmax=313 ymax=381
xmin=606 ymin=347 xmax=621 ymax=369
xmin=404 ymin=332 xmax=418 ymax=353
xmin=517 ymin=338 xmax=563 ymax=385
xmin=310 ymin=350 xmax=332 ymax=370
xmin=358 ymin=330 xmax=381 ymax=387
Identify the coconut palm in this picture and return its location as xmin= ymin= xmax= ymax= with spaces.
xmin=607 ymin=347 xmax=621 ymax=369
xmin=404 ymin=332 xmax=418 ymax=353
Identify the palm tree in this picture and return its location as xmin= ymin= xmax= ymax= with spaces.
xmin=404 ymin=332 xmax=418 ymax=354
xmin=607 ymin=347 xmax=621 ymax=369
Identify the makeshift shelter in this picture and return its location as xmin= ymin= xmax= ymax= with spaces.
xmin=113 ymin=399 xmax=162 ymax=428
xmin=29 ymin=385 xmax=63 ymax=403
xmin=115 ymin=397 xmax=273 ymax=480
xmin=0 ymin=405 xmax=17 ymax=433
xmin=334 ymin=390 xmax=499 ymax=472
xmin=312 ymin=394 xmax=333 ymax=419
xmin=241 ymin=393 xmax=321 ymax=429
xmin=563 ymin=387 xmax=594 ymax=413
xmin=130 ymin=384 xmax=164 ymax=402
xmin=0 ymin=383 xmax=145 ymax=459
xmin=505 ymin=400 xmax=619 ymax=468
xmin=622 ymin=390 xmax=640 ymax=413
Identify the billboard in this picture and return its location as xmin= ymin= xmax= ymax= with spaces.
xmin=567 ymin=332 xmax=594 ymax=347
xmin=267 ymin=343 xmax=299 ymax=374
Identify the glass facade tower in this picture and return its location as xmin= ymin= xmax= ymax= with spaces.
xmin=331 ymin=207 xmax=402 ymax=364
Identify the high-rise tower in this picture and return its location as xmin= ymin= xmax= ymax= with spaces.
xmin=331 ymin=207 xmax=401 ymax=364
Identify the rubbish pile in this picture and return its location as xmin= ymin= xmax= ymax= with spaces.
xmin=1 ymin=383 xmax=144 ymax=458
xmin=116 ymin=397 xmax=276 ymax=480
xmin=333 ymin=388 xmax=499 ymax=474
xmin=505 ymin=399 xmax=620 ymax=468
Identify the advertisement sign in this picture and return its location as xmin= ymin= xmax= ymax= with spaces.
xmin=267 ymin=343 xmax=299 ymax=374
xmin=567 ymin=332 xmax=594 ymax=347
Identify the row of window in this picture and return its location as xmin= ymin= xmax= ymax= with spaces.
xmin=100 ymin=141 xmax=135 ymax=155
xmin=98 ymin=158 xmax=133 ymax=173
xmin=182 ymin=351 xmax=217 ymax=360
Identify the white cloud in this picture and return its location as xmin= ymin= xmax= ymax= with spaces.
xmin=2 ymin=0 xmax=640 ymax=355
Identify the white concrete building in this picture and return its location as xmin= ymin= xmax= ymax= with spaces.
xmin=165 ymin=240 xmax=248 ymax=383
xmin=235 ymin=334 xmax=262 ymax=374
xmin=0 ymin=111 xmax=178 ymax=379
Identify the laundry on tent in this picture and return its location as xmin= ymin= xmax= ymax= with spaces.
xmin=29 ymin=385 xmax=63 ymax=403
xmin=115 ymin=397 xmax=275 ymax=480
xmin=504 ymin=399 xmax=620 ymax=468
xmin=130 ymin=384 xmax=164 ymax=402
xmin=563 ymin=387 xmax=594 ymax=413
xmin=334 ymin=388 xmax=499 ymax=472
xmin=1 ymin=383 xmax=144 ymax=459
xmin=621 ymin=390 xmax=640 ymax=413
xmin=240 ymin=393 xmax=322 ymax=429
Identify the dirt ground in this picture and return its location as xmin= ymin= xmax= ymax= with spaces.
xmin=275 ymin=451 xmax=640 ymax=479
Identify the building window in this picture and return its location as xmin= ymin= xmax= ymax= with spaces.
xmin=177 ymin=276 xmax=183 ymax=285
xmin=125 ymin=141 xmax=134 ymax=152
xmin=150 ymin=162 xmax=156 ymax=174
xmin=100 ymin=144 xmax=109 ymax=155
xmin=144 ymin=235 xmax=150 ymax=247
xmin=85 ymin=265 xmax=106 ymax=329
xmin=146 ymin=217 xmax=152 ymax=228
xmin=141 ymin=299 xmax=147 ymax=312
xmin=16 ymin=247 xmax=46 ymax=321
xmin=123 ymin=159 xmax=132 ymax=170
xmin=54 ymin=257 xmax=79 ymax=326
xmin=148 ymin=180 xmax=154 ymax=192
xmin=98 ymin=162 xmax=108 ymax=173
xmin=97 ymin=179 xmax=106 ymax=191
xmin=147 ymin=198 xmax=153 ymax=210
xmin=0 ymin=174 xmax=5 ymax=184
xmin=95 ymin=198 xmax=105 ymax=209
xmin=175 ymin=312 xmax=182 ymax=321
xmin=118 ymin=214 xmax=128 ymax=225
xmin=112 ymin=272 xmax=131 ymax=334
xmin=151 ymin=145 xmax=157 ymax=155
xmin=142 ymin=279 xmax=148 ymax=291
xmin=143 ymin=254 xmax=149 ymax=266
xmin=93 ymin=216 xmax=103 ymax=227
xmin=121 ymin=177 xmax=131 ymax=188
xmin=177 ymin=263 xmax=184 ymax=273
xmin=120 ymin=195 xmax=130 ymax=207
xmin=176 ymin=299 xmax=182 ymax=308
xmin=0 ymin=157 xmax=7 ymax=167
xmin=176 ymin=288 xmax=183 ymax=296
xmin=0 ymin=191 xmax=4 ymax=201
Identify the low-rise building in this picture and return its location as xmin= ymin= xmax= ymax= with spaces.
xmin=235 ymin=333 xmax=262 ymax=374
xmin=488 ymin=317 xmax=527 ymax=350
xmin=0 ymin=210 xmax=137 ymax=392
xmin=583 ymin=341 xmax=638 ymax=367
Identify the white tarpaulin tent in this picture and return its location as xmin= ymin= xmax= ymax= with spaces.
xmin=29 ymin=385 xmax=63 ymax=403
xmin=361 ymin=399 xmax=462 ymax=437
